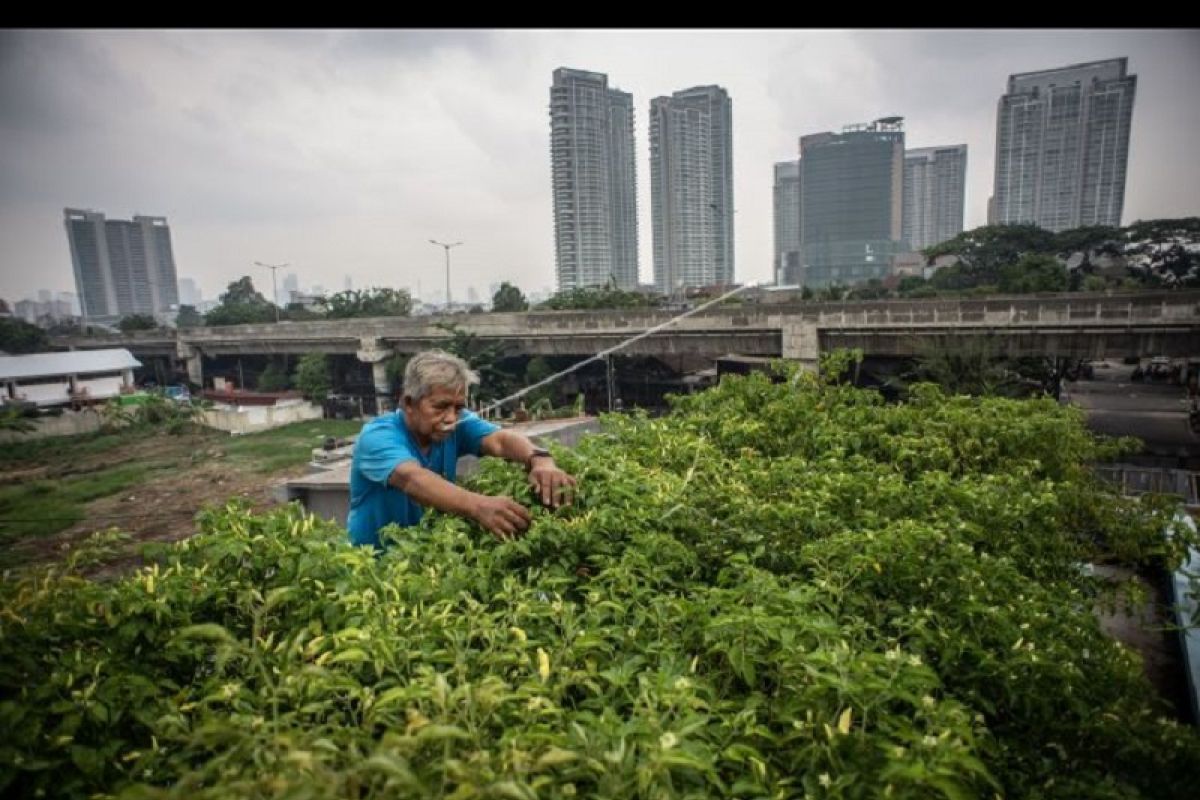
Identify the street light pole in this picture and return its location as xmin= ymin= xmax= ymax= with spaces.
xmin=254 ymin=261 xmax=289 ymax=322
xmin=428 ymin=240 xmax=463 ymax=312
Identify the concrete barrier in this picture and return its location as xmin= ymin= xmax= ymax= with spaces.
xmin=200 ymin=400 xmax=323 ymax=435
xmin=0 ymin=410 xmax=103 ymax=443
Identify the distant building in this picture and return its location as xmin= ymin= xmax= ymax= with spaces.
xmin=800 ymin=118 xmax=906 ymax=288
xmin=903 ymin=145 xmax=967 ymax=251
xmin=63 ymin=208 xmax=180 ymax=321
xmin=178 ymin=277 xmax=202 ymax=307
xmin=649 ymin=85 xmax=735 ymax=292
xmin=773 ymin=160 xmax=802 ymax=285
xmin=0 ymin=348 xmax=141 ymax=407
xmin=549 ymin=67 xmax=639 ymax=290
xmin=991 ymin=57 xmax=1136 ymax=231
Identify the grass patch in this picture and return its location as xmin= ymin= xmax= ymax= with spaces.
xmin=0 ymin=462 xmax=169 ymax=545
xmin=219 ymin=419 xmax=363 ymax=473
xmin=0 ymin=428 xmax=151 ymax=468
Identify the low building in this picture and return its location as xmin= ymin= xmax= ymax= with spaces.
xmin=0 ymin=348 xmax=141 ymax=407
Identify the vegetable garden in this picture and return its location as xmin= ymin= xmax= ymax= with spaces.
xmin=3 ymin=355 xmax=1198 ymax=799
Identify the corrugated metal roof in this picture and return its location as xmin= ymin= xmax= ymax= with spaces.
xmin=0 ymin=349 xmax=142 ymax=381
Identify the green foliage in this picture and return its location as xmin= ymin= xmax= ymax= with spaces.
xmin=281 ymin=303 xmax=323 ymax=321
xmin=293 ymin=353 xmax=331 ymax=404
xmin=998 ymin=254 xmax=1068 ymax=293
xmin=174 ymin=305 xmax=202 ymax=328
xmin=1053 ymin=225 xmax=1123 ymax=255
xmin=218 ymin=419 xmax=362 ymax=473
xmin=204 ymin=277 xmax=276 ymax=327
xmin=844 ymin=279 xmax=890 ymax=300
xmin=491 ymin=282 xmax=529 ymax=312
xmin=925 ymin=224 xmax=1057 ymax=283
xmin=0 ymin=317 xmax=49 ymax=354
xmin=0 ymin=407 xmax=36 ymax=433
xmin=433 ymin=322 xmax=518 ymax=403
xmin=1 ymin=367 xmax=1197 ymax=798
xmin=98 ymin=393 xmax=205 ymax=436
xmin=319 ymin=288 xmax=412 ymax=319
xmin=117 ymin=314 xmax=159 ymax=332
xmin=0 ymin=461 xmax=165 ymax=546
xmin=1125 ymin=217 xmax=1200 ymax=242
xmin=539 ymin=280 xmax=658 ymax=310
xmin=256 ymin=361 xmax=290 ymax=392
xmin=520 ymin=356 xmax=555 ymax=409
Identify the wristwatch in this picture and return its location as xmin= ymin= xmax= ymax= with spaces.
xmin=525 ymin=447 xmax=553 ymax=470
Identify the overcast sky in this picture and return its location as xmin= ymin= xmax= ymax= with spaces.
xmin=1 ymin=28 xmax=1198 ymax=305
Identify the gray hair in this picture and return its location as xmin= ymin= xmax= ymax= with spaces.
xmin=402 ymin=350 xmax=479 ymax=402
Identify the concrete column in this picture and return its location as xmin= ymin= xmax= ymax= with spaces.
xmin=175 ymin=342 xmax=203 ymax=387
xmin=357 ymin=337 xmax=394 ymax=413
xmin=371 ymin=362 xmax=391 ymax=412
xmin=777 ymin=313 xmax=820 ymax=373
xmin=121 ymin=369 xmax=134 ymax=389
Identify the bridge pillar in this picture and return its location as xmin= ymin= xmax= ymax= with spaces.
xmin=177 ymin=342 xmax=203 ymax=387
xmin=778 ymin=314 xmax=820 ymax=372
xmin=357 ymin=338 xmax=395 ymax=413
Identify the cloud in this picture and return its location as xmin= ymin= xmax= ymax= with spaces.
xmin=0 ymin=29 xmax=1197 ymax=302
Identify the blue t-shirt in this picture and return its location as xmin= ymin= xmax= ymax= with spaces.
xmin=346 ymin=409 xmax=500 ymax=548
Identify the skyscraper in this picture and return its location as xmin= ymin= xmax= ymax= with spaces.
xmin=64 ymin=208 xmax=180 ymax=320
xmin=549 ymin=67 xmax=639 ymax=291
xmin=282 ymin=272 xmax=299 ymax=305
xmin=649 ymin=85 xmax=734 ymax=292
xmin=903 ymin=145 xmax=967 ymax=251
xmin=178 ymin=278 xmax=202 ymax=307
xmin=991 ymin=57 xmax=1136 ymax=232
xmin=800 ymin=118 xmax=906 ymax=288
xmin=773 ymin=160 xmax=802 ymax=285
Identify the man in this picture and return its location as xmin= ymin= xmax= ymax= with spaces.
xmin=347 ymin=350 xmax=577 ymax=549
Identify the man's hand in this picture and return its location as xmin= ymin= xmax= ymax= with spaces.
xmin=528 ymin=461 xmax=578 ymax=508
xmin=471 ymin=495 xmax=532 ymax=541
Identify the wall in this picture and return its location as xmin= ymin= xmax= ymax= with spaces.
xmin=0 ymin=410 xmax=103 ymax=443
xmin=199 ymin=400 xmax=322 ymax=435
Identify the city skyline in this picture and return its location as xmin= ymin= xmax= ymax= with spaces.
xmin=1 ymin=30 xmax=1197 ymax=302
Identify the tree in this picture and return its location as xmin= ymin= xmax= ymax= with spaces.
xmin=175 ymin=305 xmax=203 ymax=328
xmin=319 ymin=288 xmax=412 ymax=319
xmin=900 ymin=336 xmax=1024 ymax=398
xmin=522 ymin=356 xmax=555 ymax=409
xmin=282 ymin=303 xmax=323 ymax=321
xmin=433 ymin=322 xmax=518 ymax=403
xmin=1053 ymin=225 xmax=1122 ymax=256
xmin=925 ymin=224 xmax=1057 ymax=288
xmin=998 ymin=254 xmax=1068 ymax=293
xmin=293 ymin=353 xmax=331 ymax=403
xmin=118 ymin=313 xmax=159 ymax=332
xmin=538 ymin=279 xmax=658 ymax=310
xmin=204 ymin=277 xmax=276 ymax=326
xmin=845 ymin=279 xmax=890 ymax=300
xmin=491 ymin=282 xmax=528 ymax=312
xmin=0 ymin=318 xmax=48 ymax=354
xmin=257 ymin=361 xmax=290 ymax=392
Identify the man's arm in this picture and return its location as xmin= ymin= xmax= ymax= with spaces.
xmin=479 ymin=430 xmax=578 ymax=507
xmin=388 ymin=461 xmax=530 ymax=540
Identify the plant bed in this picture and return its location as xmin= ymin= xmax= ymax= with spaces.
xmin=2 ymin=356 xmax=1198 ymax=799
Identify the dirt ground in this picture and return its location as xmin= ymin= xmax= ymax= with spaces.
xmin=0 ymin=428 xmax=335 ymax=573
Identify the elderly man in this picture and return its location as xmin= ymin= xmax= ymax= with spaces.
xmin=347 ymin=349 xmax=577 ymax=549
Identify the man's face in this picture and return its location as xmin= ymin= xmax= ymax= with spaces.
xmin=404 ymin=384 xmax=467 ymax=443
